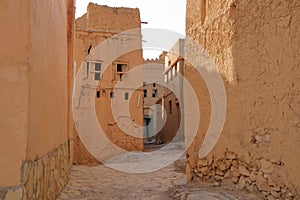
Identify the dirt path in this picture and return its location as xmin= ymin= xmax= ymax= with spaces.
xmin=57 ymin=160 xmax=261 ymax=200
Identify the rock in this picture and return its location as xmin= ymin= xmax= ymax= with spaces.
xmin=260 ymin=159 xmax=273 ymax=174
xmin=247 ymin=183 xmax=259 ymax=193
xmin=287 ymin=192 xmax=294 ymax=198
xmin=254 ymin=159 xmax=261 ymax=169
xmin=238 ymin=166 xmax=250 ymax=176
xmin=250 ymin=171 xmax=257 ymax=182
xmin=215 ymin=169 xmax=224 ymax=176
xmin=186 ymin=164 xmax=192 ymax=183
xmin=217 ymin=159 xmax=227 ymax=171
xmin=267 ymin=177 xmax=276 ymax=187
xmin=232 ymin=160 xmax=239 ymax=168
xmin=224 ymin=171 xmax=231 ymax=178
xmin=225 ymin=160 xmax=233 ymax=168
xmin=214 ymin=175 xmax=223 ymax=181
xmin=225 ymin=151 xmax=236 ymax=160
xmin=238 ymin=176 xmax=246 ymax=190
xmin=262 ymin=191 xmax=270 ymax=198
xmin=199 ymin=167 xmax=210 ymax=175
xmin=232 ymin=176 xmax=239 ymax=184
xmin=271 ymin=190 xmax=281 ymax=198
xmin=256 ymin=173 xmax=271 ymax=192
xmin=197 ymin=158 xmax=208 ymax=168
xmin=213 ymin=182 xmax=221 ymax=187
xmin=267 ymin=195 xmax=276 ymax=200
xmin=271 ymin=186 xmax=281 ymax=192
xmin=231 ymin=167 xmax=240 ymax=177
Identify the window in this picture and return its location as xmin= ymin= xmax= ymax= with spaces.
xmin=95 ymin=63 xmax=101 ymax=71
xmin=110 ymin=92 xmax=115 ymax=98
xmin=125 ymin=92 xmax=129 ymax=100
xmin=116 ymin=63 xmax=127 ymax=81
xmin=153 ymin=83 xmax=156 ymax=88
xmin=96 ymin=91 xmax=101 ymax=98
xmin=152 ymin=89 xmax=158 ymax=98
xmin=144 ymin=89 xmax=147 ymax=98
xmin=94 ymin=63 xmax=101 ymax=80
xmin=117 ymin=63 xmax=127 ymax=73
xmin=169 ymin=100 xmax=172 ymax=114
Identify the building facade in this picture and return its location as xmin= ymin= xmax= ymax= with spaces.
xmin=154 ymin=39 xmax=185 ymax=144
xmin=73 ymin=3 xmax=144 ymax=165
xmin=143 ymin=53 xmax=168 ymax=144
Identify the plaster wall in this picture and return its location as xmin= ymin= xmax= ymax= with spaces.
xmin=185 ymin=0 xmax=300 ymax=198
xmin=0 ymin=1 xmax=73 ymax=198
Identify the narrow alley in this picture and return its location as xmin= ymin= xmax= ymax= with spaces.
xmin=57 ymin=159 xmax=260 ymax=200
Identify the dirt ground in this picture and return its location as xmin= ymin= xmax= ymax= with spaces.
xmin=57 ymin=158 xmax=262 ymax=200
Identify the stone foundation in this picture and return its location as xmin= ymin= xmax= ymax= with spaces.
xmin=187 ymin=151 xmax=299 ymax=199
xmin=0 ymin=142 xmax=71 ymax=200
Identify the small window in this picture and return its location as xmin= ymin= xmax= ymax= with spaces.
xmin=95 ymin=63 xmax=101 ymax=71
xmin=110 ymin=92 xmax=115 ymax=98
xmin=95 ymin=73 xmax=100 ymax=80
xmin=169 ymin=100 xmax=172 ymax=114
xmin=144 ymin=89 xmax=147 ymax=98
xmin=96 ymin=91 xmax=100 ymax=98
xmin=125 ymin=92 xmax=129 ymax=100
xmin=94 ymin=62 xmax=101 ymax=80
xmin=152 ymin=89 xmax=158 ymax=98
xmin=117 ymin=63 xmax=127 ymax=73
xmin=153 ymin=83 xmax=156 ymax=87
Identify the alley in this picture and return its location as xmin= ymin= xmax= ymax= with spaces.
xmin=57 ymin=159 xmax=261 ymax=200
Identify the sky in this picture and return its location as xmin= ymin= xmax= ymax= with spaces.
xmin=75 ymin=0 xmax=186 ymax=59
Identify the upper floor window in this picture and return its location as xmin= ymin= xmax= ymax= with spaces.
xmin=125 ymin=92 xmax=129 ymax=100
xmin=117 ymin=63 xmax=128 ymax=73
xmin=94 ymin=62 xmax=101 ymax=80
xmin=96 ymin=91 xmax=101 ymax=98
xmin=144 ymin=89 xmax=147 ymax=98
xmin=152 ymin=89 xmax=158 ymax=98
xmin=110 ymin=92 xmax=115 ymax=98
xmin=169 ymin=100 xmax=173 ymax=114
xmin=116 ymin=63 xmax=128 ymax=81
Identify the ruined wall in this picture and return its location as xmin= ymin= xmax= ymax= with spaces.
xmin=185 ymin=0 xmax=300 ymax=199
xmin=85 ymin=3 xmax=140 ymax=33
xmin=0 ymin=0 xmax=74 ymax=199
xmin=73 ymin=3 xmax=144 ymax=165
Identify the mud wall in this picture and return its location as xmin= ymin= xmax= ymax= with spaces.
xmin=0 ymin=0 xmax=74 ymax=199
xmin=185 ymin=0 xmax=300 ymax=199
xmin=73 ymin=3 xmax=144 ymax=165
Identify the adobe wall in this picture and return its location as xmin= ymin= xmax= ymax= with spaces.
xmin=73 ymin=3 xmax=144 ymax=165
xmin=185 ymin=0 xmax=300 ymax=199
xmin=0 ymin=0 xmax=74 ymax=199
